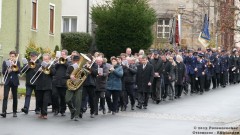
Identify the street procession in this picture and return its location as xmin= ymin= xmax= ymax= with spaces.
xmin=1 ymin=46 xmax=240 ymax=121
xmin=2 ymin=0 xmax=240 ymax=134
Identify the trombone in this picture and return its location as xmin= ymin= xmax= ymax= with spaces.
xmin=3 ymin=54 xmax=19 ymax=83
xmin=20 ymin=54 xmax=42 ymax=76
xmin=29 ymin=58 xmax=56 ymax=84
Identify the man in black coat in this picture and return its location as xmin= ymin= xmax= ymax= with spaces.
xmin=160 ymin=55 xmax=173 ymax=101
xmin=21 ymin=51 xmax=41 ymax=114
xmin=94 ymin=57 xmax=109 ymax=115
xmin=1 ymin=51 xmax=20 ymax=118
xmin=52 ymin=50 xmax=69 ymax=116
xmin=122 ymin=57 xmax=137 ymax=110
xmin=136 ymin=55 xmax=154 ymax=109
xmin=150 ymin=51 xmax=162 ymax=104
xmin=82 ymin=54 xmax=98 ymax=118
xmin=35 ymin=53 xmax=56 ymax=119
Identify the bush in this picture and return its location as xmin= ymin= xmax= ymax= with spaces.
xmin=61 ymin=32 xmax=93 ymax=53
xmin=92 ymin=0 xmax=156 ymax=58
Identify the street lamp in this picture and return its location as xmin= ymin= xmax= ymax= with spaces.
xmin=178 ymin=5 xmax=185 ymax=48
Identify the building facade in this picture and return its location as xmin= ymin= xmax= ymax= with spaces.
xmin=0 ymin=0 xmax=62 ymax=60
xmin=149 ymin=0 xmax=217 ymax=50
xmin=61 ymin=0 xmax=92 ymax=33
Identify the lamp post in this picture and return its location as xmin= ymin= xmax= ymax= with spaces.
xmin=178 ymin=5 xmax=185 ymax=48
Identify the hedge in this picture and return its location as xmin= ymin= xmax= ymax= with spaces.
xmin=61 ymin=32 xmax=93 ymax=54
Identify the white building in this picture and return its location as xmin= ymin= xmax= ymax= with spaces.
xmin=61 ymin=0 xmax=92 ymax=33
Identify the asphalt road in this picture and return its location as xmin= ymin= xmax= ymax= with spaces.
xmin=1 ymin=84 xmax=240 ymax=135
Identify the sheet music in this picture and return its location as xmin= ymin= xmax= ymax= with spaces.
xmin=22 ymin=58 xmax=28 ymax=65
xmin=98 ymin=68 xmax=103 ymax=75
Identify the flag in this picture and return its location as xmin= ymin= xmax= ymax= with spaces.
xmin=198 ymin=14 xmax=211 ymax=48
xmin=175 ymin=18 xmax=179 ymax=45
xmin=169 ymin=18 xmax=176 ymax=44
xmin=169 ymin=17 xmax=179 ymax=46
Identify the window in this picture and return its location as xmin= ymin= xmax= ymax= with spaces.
xmin=0 ymin=0 xmax=2 ymax=29
xmin=62 ymin=17 xmax=77 ymax=32
xmin=32 ymin=0 xmax=37 ymax=30
xmin=49 ymin=4 xmax=55 ymax=34
xmin=157 ymin=18 xmax=170 ymax=38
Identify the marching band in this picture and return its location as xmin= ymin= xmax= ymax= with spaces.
xmin=1 ymin=47 xmax=240 ymax=121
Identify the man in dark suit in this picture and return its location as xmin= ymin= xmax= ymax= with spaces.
xmin=52 ymin=49 xmax=69 ymax=116
xmin=21 ymin=51 xmax=41 ymax=114
xmin=1 ymin=51 xmax=20 ymax=118
xmin=35 ymin=53 xmax=56 ymax=119
xmin=195 ymin=53 xmax=206 ymax=94
xmin=94 ymin=57 xmax=109 ymax=115
xmin=82 ymin=54 xmax=98 ymax=118
xmin=220 ymin=50 xmax=229 ymax=88
xmin=150 ymin=51 xmax=162 ymax=104
xmin=136 ymin=55 xmax=154 ymax=109
xmin=160 ymin=54 xmax=173 ymax=100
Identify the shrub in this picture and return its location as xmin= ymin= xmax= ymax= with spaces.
xmin=61 ymin=32 xmax=93 ymax=53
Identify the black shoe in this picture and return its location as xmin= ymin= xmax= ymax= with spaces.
xmin=35 ymin=111 xmax=40 ymax=114
xmin=120 ymin=106 xmax=123 ymax=111
xmin=122 ymin=106 xmax=126 ymax=111
xmin=99 ymin=106 xmax=102 ymax=111
xmin=54 ymin=111 xmax=58 ymax=116
xmin=1 ymin=112 xmax=6 ymax=118
xmin=112 ymin=112 xmax=116 ymax=115
xmin=61 ymin=113 xmax=66 ymax=116
xmin=74 ymin=117 xmax=79 ymax=121
xmin=70 ymin=110 xmax=76 ymax=120
xmin=79 ymin=113 xmax=83 ymax=118
xmin=143 ymin=106 xmax=147 ymax=109
xmin=131 ymin=105 xmax=134 ymax=110
xmin=13 ymin=113 xmax=17 ymax=117
xmin=136 ymin=105 xmax=142 ymax=109
xmin=94 ymin=112 xmax=98 ymax=115
xmin=102 ymin=108 xmax=106 ymax=114
xmin=90 ymin=114 xmax=94 ymax=118
xmin=21 ymin=108 xmax=28 ymax=114
xmin=156 ymin=100 xmax=160 ymax=104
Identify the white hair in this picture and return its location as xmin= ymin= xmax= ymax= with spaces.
xmin=176 ymin=55 xmax=183 ymax=62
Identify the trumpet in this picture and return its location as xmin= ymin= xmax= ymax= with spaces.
xmin=3 ymin=54 xmax=19 ymax=83
xmin=58 ymin=55 xmax=71 ymax=64
xmin=20 ymin=54 xmax=42 ymax=76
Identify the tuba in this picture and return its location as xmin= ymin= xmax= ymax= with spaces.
xmin=66 ymin=53 xmax=91 ymax=91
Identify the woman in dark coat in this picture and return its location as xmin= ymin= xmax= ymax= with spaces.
xmin=174 ymin=55 xmax=186 ymax=98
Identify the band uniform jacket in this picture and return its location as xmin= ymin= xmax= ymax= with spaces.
xmin=83 ymin=62 xmax=98 ymax=87
xmin=35 ymin=65 xmax=56 ymax=91
xmin=95 ymin=63 xmax=109 ymax=92
xmin=52 ymin=62 xmax=69 ymax=88
xmin=136 ymin=62 xmax=154 ymax=93
xmin=21 ymin=59 xmax=41 ymax=86
xmin=2 ymin=60 xmax=20 ymax=86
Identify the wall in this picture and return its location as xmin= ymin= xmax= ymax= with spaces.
xmin=19 ymin=0 xmax=62 ymax=58
xmin=62 ymin=0 xmax=90 ymax=33
xmin=0 ymin=0 xmax=17 ymax=60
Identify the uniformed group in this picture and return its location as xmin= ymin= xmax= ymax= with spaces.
xmin=1 ymin=47 xmax=239 ymax=121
